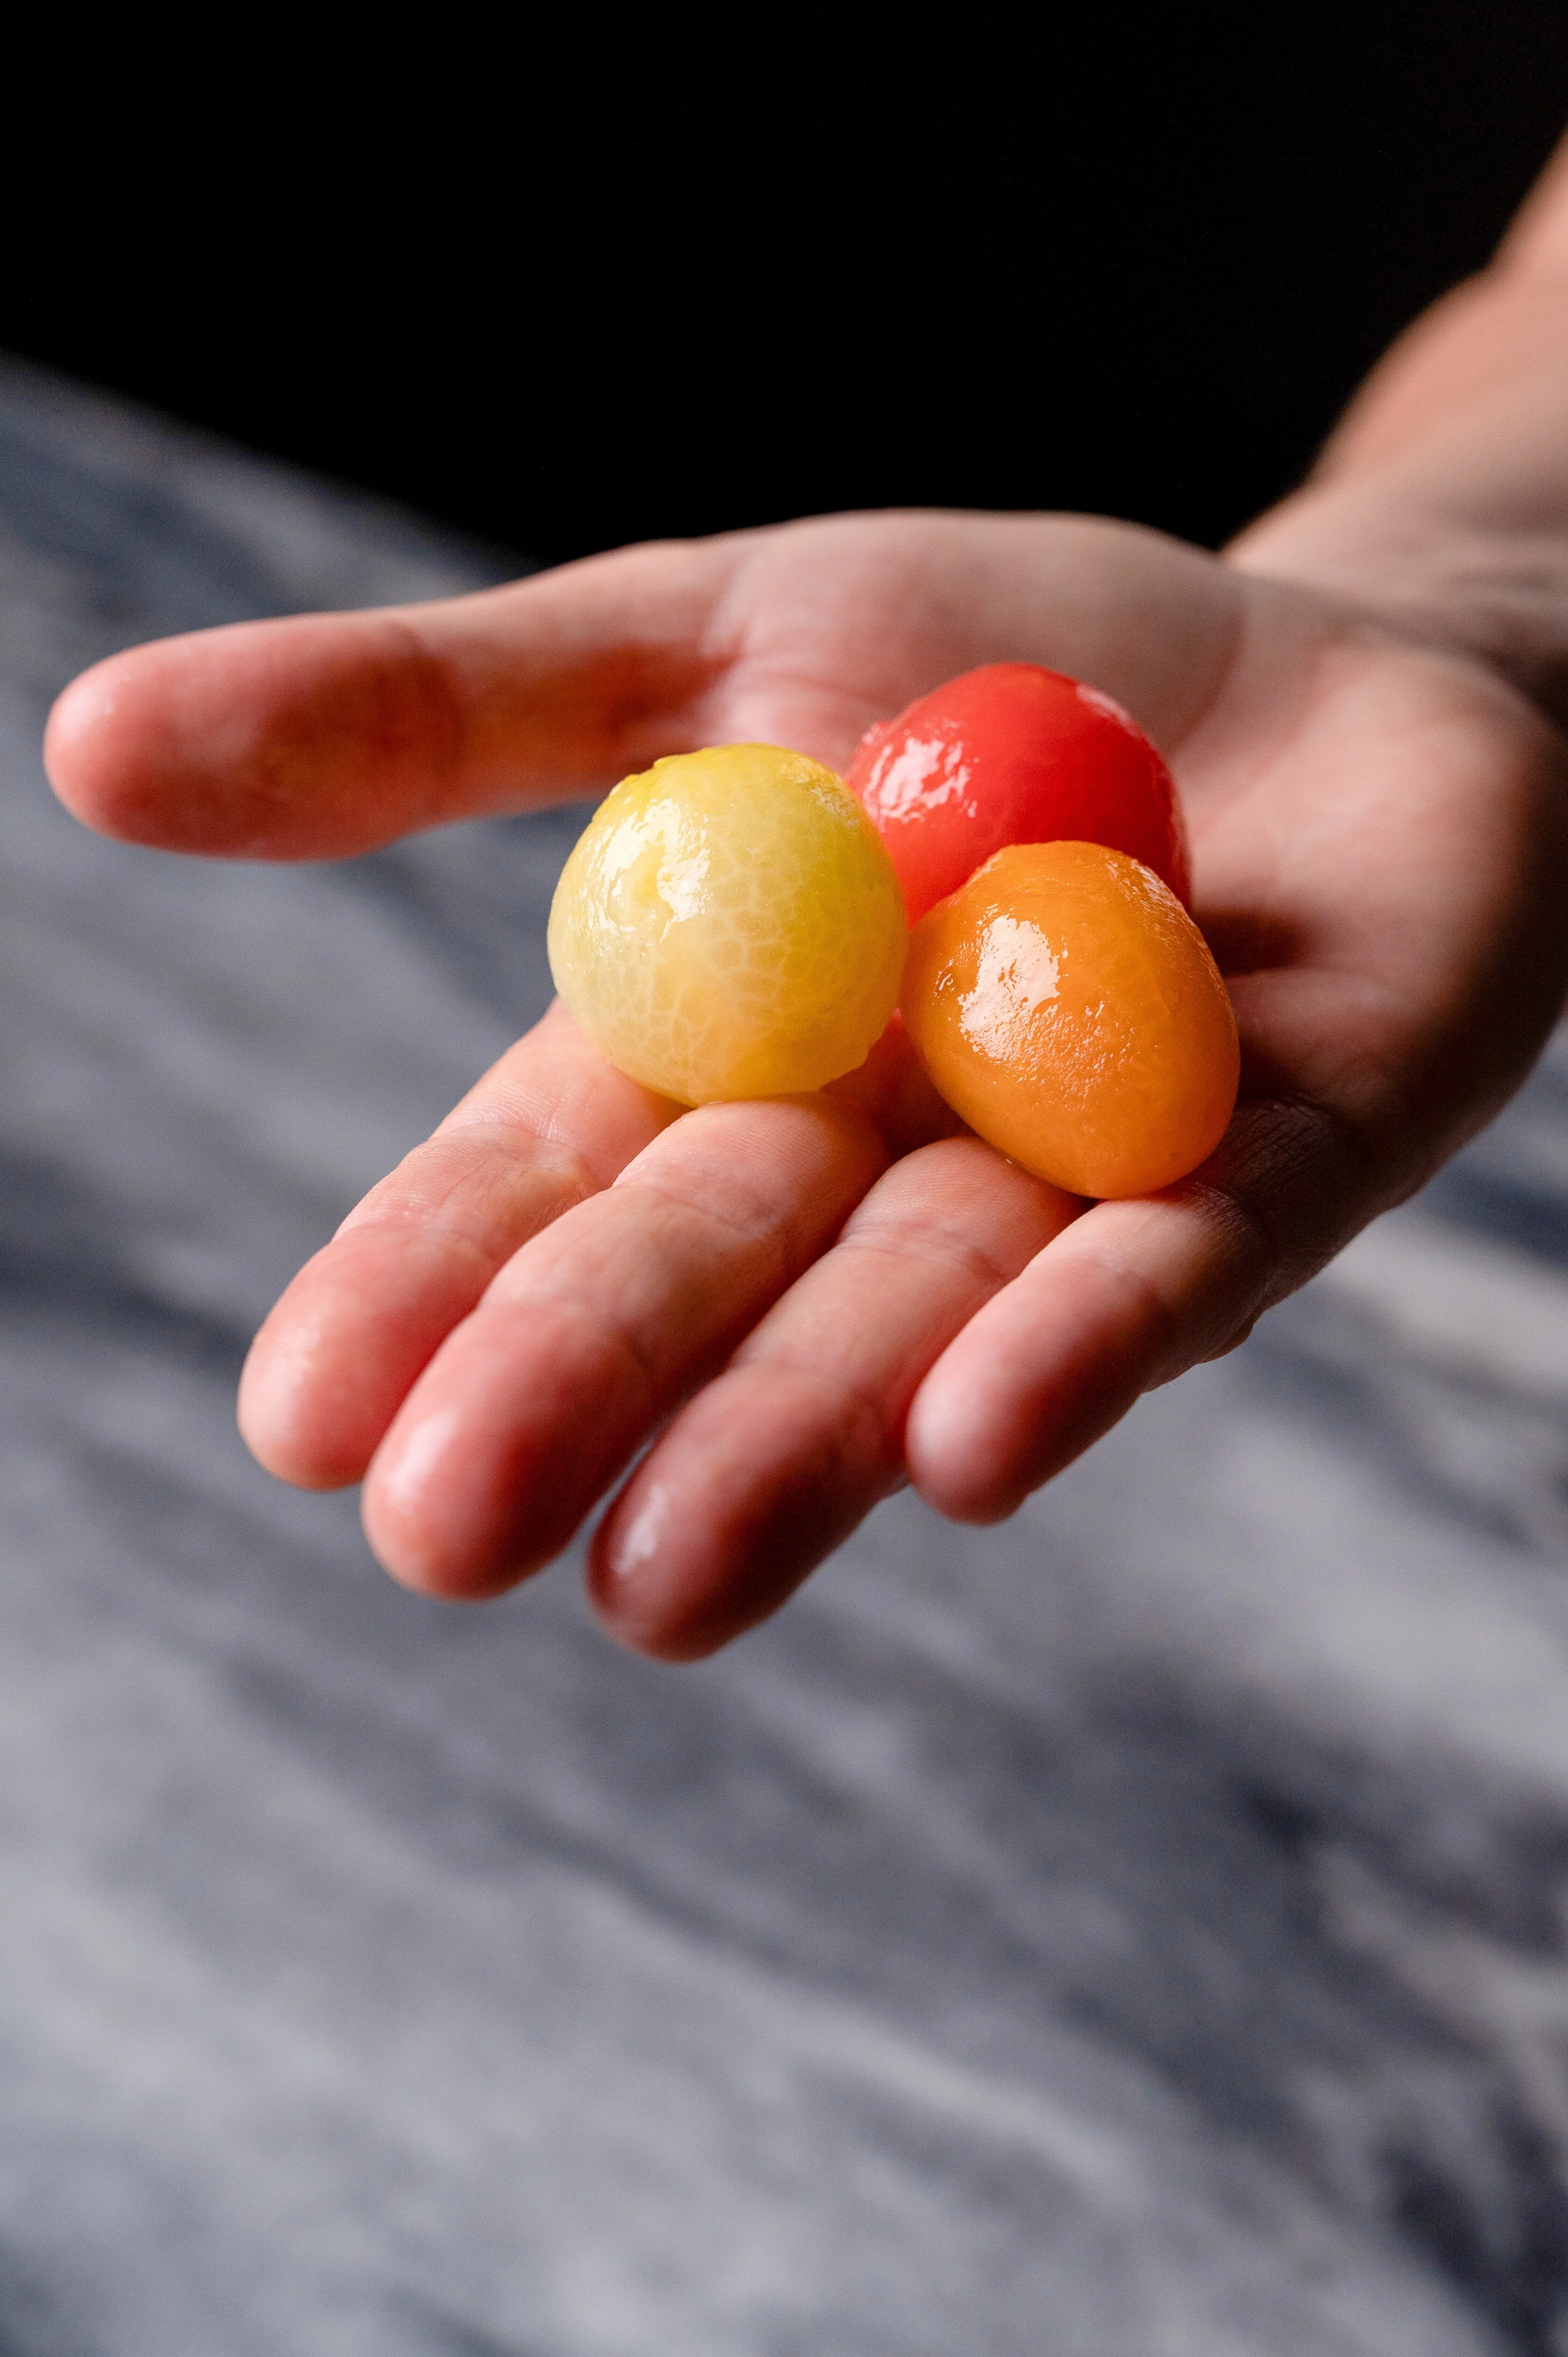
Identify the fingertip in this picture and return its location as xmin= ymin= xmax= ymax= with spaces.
xmin=901 ymin=1379 xmax=1033 ymax=1525
xmin=358 ymin=1452 xmax=526 ymax=1621
xmin=585 ymin=1487 xmax=731 ymax=1661
xmin=237 ymin=1313 xmax=372 ymax=1494
xmin=360 ymin=1408 xmax=533 ymax=1603
xmin=46 ymin=626 xmax=293 ymax=853
xmin=359 ymin=1327 xmax=591 ymax=1604
xmin=43 ymin=612 xmax=458 ymax=860
xmin=236 ymin=1233 xmax=485 ymax=1495
xmin=904 ymin=1249 xmax=1157 ymax=1522
xmin=588 ymin=1585 xmax=729 ymax=1664
xmin=44 ymin=648 xmax=163 ymax=842
xmin=586 ymin=1377 xmax=865 ymax=1661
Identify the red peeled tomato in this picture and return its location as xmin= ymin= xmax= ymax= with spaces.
xmin=845 ymin=663 xmax=1191 ymax=924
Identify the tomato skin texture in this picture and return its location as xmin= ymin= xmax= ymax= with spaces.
xmin=845 ymin=663 xmax=1190 ymax=925
xmin=547 ymin=745 xmax=907 ymax=1104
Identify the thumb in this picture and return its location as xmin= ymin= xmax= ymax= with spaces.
xmin=44 ymin=536 xmax=742 ymax=860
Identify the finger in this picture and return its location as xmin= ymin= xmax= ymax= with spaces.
xmin=361 ymin=1097 xmax=889 ymax=1600
xmin=585 ymin=1138 xmax=1079 ymax=1659
xmin=238 ymin=1001 xmax=682 ymax=1490
xmin=44 ymin=510 xmax=1244 ymax=863
xmin=905 ymin=1093 xmax=1367 ymax=1523
xmin=44 ymin=537 xmax=746 ymax=860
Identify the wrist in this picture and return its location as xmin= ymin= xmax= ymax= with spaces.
xmin=1226 ymin=222 xmax=1568 ymax=731
xmin=1229 ymin=481 xmax=1568 ymax=732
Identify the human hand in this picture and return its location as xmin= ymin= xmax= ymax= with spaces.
xmin=44 ymin=509 xmax=1568 ymax=1654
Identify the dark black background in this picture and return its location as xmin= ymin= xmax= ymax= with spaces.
xmin=9 ymin=4 xmax=1568 ymax=566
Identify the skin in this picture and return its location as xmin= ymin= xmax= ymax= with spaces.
xmin=43 ymin=139 xmax=1568 ymax=1659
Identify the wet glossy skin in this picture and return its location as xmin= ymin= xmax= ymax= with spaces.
xmin=846 ymin=662 xmax=1191 ymax=924
xmin=547 ymin=744 xmax=907 ymax=1104
xmin=902 ymin=840 xmax=1238 ymax=1199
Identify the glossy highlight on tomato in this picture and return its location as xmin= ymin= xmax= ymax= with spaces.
xmin=547 ymin=744 xmax=907 ymax=1104
xmin=901 ymin=841 xmax=1237 ymax=1199
xmin=846 ymin=662 xmax=1190 ymax=924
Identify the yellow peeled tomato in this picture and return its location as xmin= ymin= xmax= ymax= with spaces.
xmin=547 ymin=744 xmax=908 ymax=1104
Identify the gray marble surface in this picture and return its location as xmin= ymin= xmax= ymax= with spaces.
xmin=3 ymin=353 xmax=1568 ymax=2355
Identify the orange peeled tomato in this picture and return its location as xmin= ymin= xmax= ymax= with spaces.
xmin=846 ymin=663 xmax=1191 ymax=925
xmin=902 ymin=841 xmax=1238 ymax=1199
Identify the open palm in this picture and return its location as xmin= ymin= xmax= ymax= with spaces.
xmin=45 ymin=511 xmax=1568 ymax=1655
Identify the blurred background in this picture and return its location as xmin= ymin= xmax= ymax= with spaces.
xmin=11 ymin=0 xmax=1568 ymax=569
